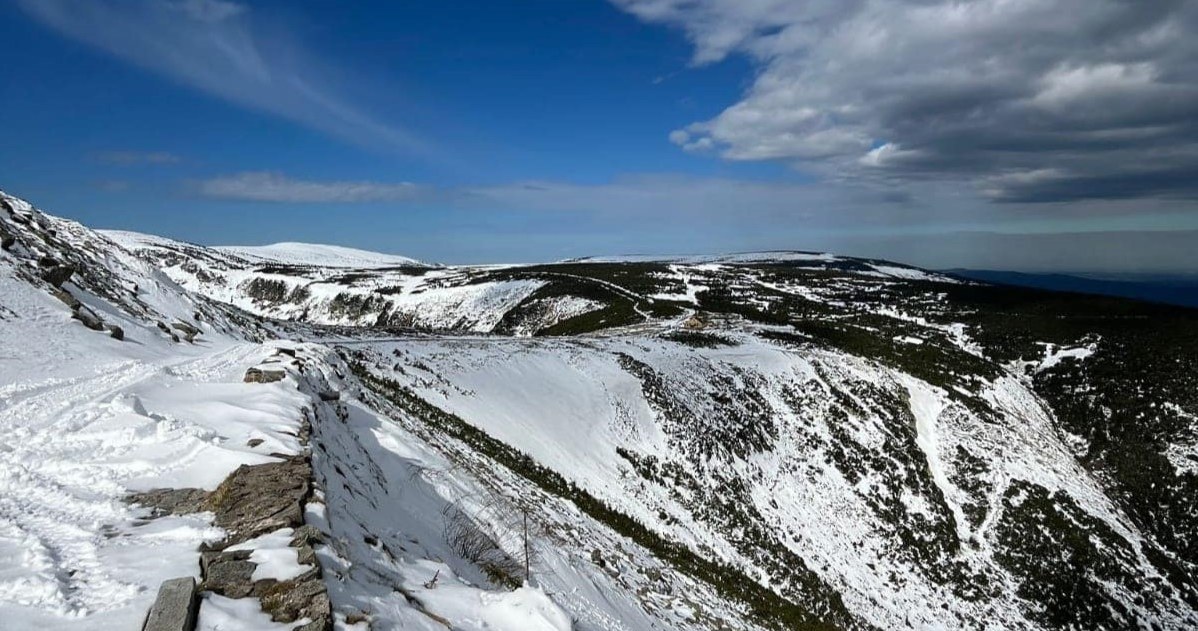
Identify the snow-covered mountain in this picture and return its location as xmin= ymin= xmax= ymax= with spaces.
xmin=2 ymin=189 xmax=1196 ymax=630
xmin=211 ymin=242 xmax=430 ymax=270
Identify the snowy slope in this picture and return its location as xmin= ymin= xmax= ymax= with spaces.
xmin=0 ymin=192 xmax=308 ymax=628
xmin=213 ymin=242 xmax=430 ymax=269
xmin=343 ymin=332 xmax=1194 ymax=630
xmin=0 ymin=193 xmax=585 ymax=630
xmin=107 ymin=230 xmax=556 ymax=332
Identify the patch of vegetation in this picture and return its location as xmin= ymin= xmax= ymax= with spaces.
xmin=659 ymin=330 xmax=738 ymax=348
xmin=994 ymin=481 xmax=1148 ymax=629
xmin=241 ymin=277 xmax=310 ymax=304
xmin=940 ymin=281 xmax=1198 ymax=603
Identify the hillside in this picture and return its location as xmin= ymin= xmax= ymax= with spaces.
xmin=2 ymin=189 xmax=1196 ymax=630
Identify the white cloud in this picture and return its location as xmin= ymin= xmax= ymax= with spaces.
xmin=197 ymin=172 xmax=425 ymax=203
xmin=16 ymin=0 xmax=422 ymax=152
xmin=612 ymin=0 xmax=1198 ymax=202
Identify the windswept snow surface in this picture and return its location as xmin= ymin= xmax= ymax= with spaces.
xmin=196 ymin=593 xmax=296 ymax=631
xmin=0 ymin=272 xmax=310 ymax=628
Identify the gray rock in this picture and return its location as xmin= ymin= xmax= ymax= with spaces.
xmin=172 ymin=321 xmax=201 ymax=342
xmin=261 ymin=576 xmax=330 ymax=624
xmin=128 ymin=488 xmax=209 ymax=516
xmin=201 ymin=549 xmax=252 ymax=577
xmin=72 ymin=307 xmax=105 ymax=331
xmin=106 ymin=324 xmax=125 ymax=340
xmin=296 ymin=544 xmax=318 ymax=567
xmin=291 ymin=524 xmax=324 ymax=547
xmin=202 ymin=557 xmax=258 ymax=599
xmin=52 ymin=287 xmax=81 ymax=310
xmin=317 ymin=390 xmax=340 ymax=402
xmin=1 ymin=234 xmax=14 ymax=250
xmin=244 ymin=367 xmax=287 ymax=384
xmin=142 ymin=577 xmax=197 ymax=631
xmin=206 ymin=455 xmax=310 ymax=544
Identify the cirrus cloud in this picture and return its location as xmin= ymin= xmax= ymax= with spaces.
xmin=197 ymin=172 xmax=425 ymax=203
xmin=15 ymin=0 xmax=423 ymax=153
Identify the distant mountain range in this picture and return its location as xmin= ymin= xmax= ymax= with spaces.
xmin=946 ymin=269 xmax=1198 ymax=309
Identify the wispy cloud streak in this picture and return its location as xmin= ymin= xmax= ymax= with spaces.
xmin=197 ymin=171 xmax=425 ymax=203
xmin=16 ymin=0 xmax=422 ymax=152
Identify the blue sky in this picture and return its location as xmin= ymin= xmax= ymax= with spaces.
xmin=2 ymin=0 xmax=1196 ymax=272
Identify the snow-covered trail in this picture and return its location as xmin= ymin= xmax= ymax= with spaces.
xmin=0 ymin=337 xmax=311 ymax=629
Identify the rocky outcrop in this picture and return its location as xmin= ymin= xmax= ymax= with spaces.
xmin=172 ymin=321 xmax=201 ymax=343
xmin=244 ymin=366 xmax=287 ymax=383
xmin=128 ymin=488 xmax=209 ymax=516
xmin=206 ymin=455 xmax=310 ymax=542
xmin=129 ymin=412 xmax=331 ymax=631
xmin=40 ymin=262 xmax=75 ymax=287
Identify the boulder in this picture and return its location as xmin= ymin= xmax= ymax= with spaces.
xmin=244 ymin=367 xmax=287 ymax=384
xmin=52 ymin=287 xmax=81 ymax=310
xmin=172 ymin=321 xmax=201 ymax=342
xmin=142 ymin=577 xmax=198 ymax=631
xmin=106 ymin=324 xmax=125 ymax=341
xmin=72 ymin=307 xmax=105 ymax=331
xmin=261 ymin=577 xmax=331 ymax=626
xmin=1 ymin=234 xmax=13 ymax=251
xmin=201 ymin=555 xmax=258 ymax=599
xmin=41 ymin=264 xmax=75 ymax=287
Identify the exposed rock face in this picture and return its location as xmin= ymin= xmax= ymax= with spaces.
xmin=128 ymin=440 xmax=330 ymax=629
xmin=128 ymin=488 xmax=209 ymax=516
xmin=40 ymin=263 xmax=75 ymax=287
xmin=260 ymin=576 xmax=331 ymax=628
xmin=206 ymin=455 xmax=310 ymax=542
xmin=244 ymin=366 xmax=287 ymax=383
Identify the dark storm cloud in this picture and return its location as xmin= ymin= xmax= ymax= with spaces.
xmin=614 ymin=0 xmax=1198 ymax=203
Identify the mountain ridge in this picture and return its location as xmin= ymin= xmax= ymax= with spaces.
xmin=3 ymin=188 xmax=1197 ymax=630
